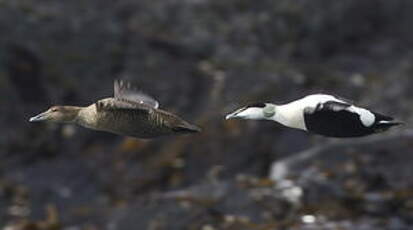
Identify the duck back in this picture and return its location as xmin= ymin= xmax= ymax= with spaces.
xmin=86 ymin=98 xmax=200 ymax=138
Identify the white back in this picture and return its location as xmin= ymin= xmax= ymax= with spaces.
xmin=272 ymin=94 xmax=345 ymax=130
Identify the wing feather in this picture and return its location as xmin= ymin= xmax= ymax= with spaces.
xmin=114 ymin=79 xmax=159 ymax=109
xmin=96 ymin=98 xmax=152 ymax=112
xmin=303 ymin=100 xmax=369 ymax=137
xmin=304 ymin=100 xmax=351 ymax=115
xmin=319 ymin=101 xmax=351 ymax=112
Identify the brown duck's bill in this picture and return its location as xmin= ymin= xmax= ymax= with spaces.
xmin=29 ymin=111 xmax=48 ymax=122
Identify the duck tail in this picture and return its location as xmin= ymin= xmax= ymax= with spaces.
xmin=173 ymin=122 xmax=202 ymax=134
xmin=374 ymin=120 xmax=404 ymax=132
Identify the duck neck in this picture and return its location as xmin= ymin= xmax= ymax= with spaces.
xmin=75 ymin=104 xmax=98 ymax=129
xmin=272 ymin=105 xmax=291 ymax=125
xmin=62 ymin=106 xmax=83 ymax=123
xmin=272 ymin=104 xmax=307 ymax=130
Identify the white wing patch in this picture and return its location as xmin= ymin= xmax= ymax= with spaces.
xmin=347 ymin=106 xmax=375 ymax=127
xmin=304 ymin=94 xmax=376 ymax=127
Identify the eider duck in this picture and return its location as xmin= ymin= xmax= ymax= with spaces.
xmin=225 ymin=94 xmax=403 ymax=137
xmin=29 ymin=80 xmax=201 ymax=138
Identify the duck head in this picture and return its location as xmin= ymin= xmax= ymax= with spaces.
xmin=225 ymin=103 xmax=276 ymax=120
xmin=29 ymin=106 xmax=80 ymax=123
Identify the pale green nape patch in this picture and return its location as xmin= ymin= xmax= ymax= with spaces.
xmin=263 ymin=105 xmax=275 ymax=118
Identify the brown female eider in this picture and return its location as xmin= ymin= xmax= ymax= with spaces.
xmin=29 ymin=80 xmax=201 ymax=138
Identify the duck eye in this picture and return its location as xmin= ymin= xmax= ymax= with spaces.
xmin=51 ymin=108 xmax=58 ymax=112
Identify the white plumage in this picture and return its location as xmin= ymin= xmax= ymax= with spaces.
xmin=226 ymin=94 xmax=402 ymax=137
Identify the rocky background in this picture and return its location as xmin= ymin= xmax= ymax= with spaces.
xmin=1 ymin=0 xmax=413 ymax=229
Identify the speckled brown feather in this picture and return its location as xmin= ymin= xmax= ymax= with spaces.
xmin=30 ymin=80 xmax=201 ymax=138
xmin=92 ymin=98 xmax=200 ymax=138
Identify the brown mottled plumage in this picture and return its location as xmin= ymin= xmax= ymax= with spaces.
xmin=29 ymin=80 xmax=201 ymax=138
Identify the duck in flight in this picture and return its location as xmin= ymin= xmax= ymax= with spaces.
xmin=29 ymin=80 xmax=201 ymax=138
xmin=225 ymin=94 xmax=403 ymax=137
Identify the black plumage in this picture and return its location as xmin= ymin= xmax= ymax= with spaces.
xmin=304 ymin=101 xmax=400 ymax=137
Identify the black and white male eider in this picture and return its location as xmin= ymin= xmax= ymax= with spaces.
xmin=225 ymin=94 xmax=403 ymax=137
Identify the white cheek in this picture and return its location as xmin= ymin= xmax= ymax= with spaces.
xmin=240 ymin=108 xmax=263 ymax=119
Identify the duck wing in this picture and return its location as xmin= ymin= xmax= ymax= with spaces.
xmin=309 ymin=100 xmax=376 ymax=128
xmin=304 ymin=100 xmax=351 ymax=115
xmin=303 ymin=100 xmax=381 ymax=137
xmin=96 ymin=98 xmax=201 ymax=137
xmin=114 ymin=79 xmax=159 ymax=109
xmin=96 ymin=98 xmax=153 ymax=112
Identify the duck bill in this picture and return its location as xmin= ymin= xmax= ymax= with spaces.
xmin=29 ymin=111 xmax=49 ymax=122
xmin=225 ymin=113 xmax=235 ymax=120
xmin=225 ymin=111 xmax=242 ymax=120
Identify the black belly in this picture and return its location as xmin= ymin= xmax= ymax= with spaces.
xmin=304 ymin=110 xmax=374 ymax=137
